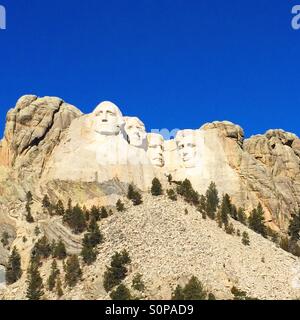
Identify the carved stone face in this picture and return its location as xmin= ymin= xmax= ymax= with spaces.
xmin=124 ymin=117 xmax=146 ymax=148
xmin=176 ymin=130 xmax=197 ymax=168
xmin=147 ymin=133 xmax=165 ymax=167
xmin=93 ymin=101 xmax=124 ymax=135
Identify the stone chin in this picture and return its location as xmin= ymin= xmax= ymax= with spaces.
xmin=97 ymin=124 xmax=122 ymax=136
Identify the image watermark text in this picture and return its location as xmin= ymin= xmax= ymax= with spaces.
xmin=0 ymin=5 xmax=6 ymax=30
xmin=292 ymin=5 xmax=300 ymax=30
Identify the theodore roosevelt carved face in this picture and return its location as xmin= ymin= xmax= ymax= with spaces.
xmin=93 ymin=101 xmax=124 ymax=135
xmin=124 ymin=117 xmax=146 ymax=148
xmin=175 ymin=130 xmax=197 ymax=168
xmin=147 ymin=133 xmax=165 ymax=167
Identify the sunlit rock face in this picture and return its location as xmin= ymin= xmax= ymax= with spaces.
xmin=44 ymin=101 xmax=156 ymax=197
xmin=167 ymin=128 xmax=241 ymax=198
xmin=123 ymin=117 xmax=147 ymax=149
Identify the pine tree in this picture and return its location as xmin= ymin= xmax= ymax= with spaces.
xmin=151 ymin=178 xmax=163 ymax=196
xmin=225 ymin=223 xmax=235 ymax=235
xmin=127 ymin=184 xmax=136 ymax=200
xmin=84 ymin=207 xmax=90 ymax=221
xmin=132 ymin=273 xmax=145 ymax=292
xmin=1 ymin=231 xmax=9 ymax=247
xmin=87 ymin=218 xmax=103 ymax=247
xmin=116 ymin=199 xmax=125 ymax=212
xmin=63 ymin=198 xmax=73 ymax=223
xmin=198 ymin=195 xmax=207 ymax=219
xmin=81 ymin=238 xmax=97 ymax=265
xmin=133 ymin=191 xmax=143 ymax=206
xmin=64 ymin=204 xmax=87 ymax=234
xmin=242 ymin=231 xmax=250 ymax=246
xmin=26 ymin=259 xmax=44 ymax=300
xmin=34 ymin=226 xmax=41 ymax=237
xmin=100 ymin=207 xmax=109 ymax=219
xmin=237 ymin=207 xmax=247 ymax=225
xmin=25 ymin=209 xmax=34 ymax=223
xmin=55 ymin=200 xmax=65 ymax=216
xmin=171 ymin=285 xmax=185 ymax=300
xmin=47 ymin=259 xmax=60 ymax=291
xmin=81 ymin=219 xmax=101 ymax=265
xmin=65 ymin=255 xmax=82 ymax=287
xmin=25 ymin=192 xmax=34 ymax=223
xmin=231 ymin=286 xmax=256 ymax=300
xmin=56 ymin=277 xmax=64 ymax=298
xmin=216 ymin=209 xmax=223 ymax=228
xmin=90 ymin=205 xmax=100 ymax=221
xmin=288 ymin=210 xmax=300 ymax=242
xmin=127 ymin=184 xmax=143 ymax=205
xmin=103 ymin=250 xmax=131 ymax=292
xmin=231 ymin=204 xmax=238 ymax=220
xmin=42 ymin=195 xmax=51 ymax=210
xmin=176 ymin=179 xmax=199 ymax=205
xmin=248 ymin=203 xmax=267 ymax=237
xmin=183 ymin=276 xmax=207 ymax=300
xmin=26 ymin=191 xmax=33 ymax=204
xmin=52 ymin=239 xmax=67 ymax=260
xmin=42 ymin=195 xmax=54 ymax=216
xmin=220 ymin=194 xmax=231 ymax=226
xmin=33 ymin=236 xmax=52 ymax=260
xmin=110 ymin=284 xmax=132 ymax=300
xmin=6 ymin=247 xmax=22 ymax=285
xmin=167 ymin=189 xmax=177 ymax=201
xmin=208 ymin=293 xmax=216 ymax=300
xmin=205 ymin=182 xmax=219 ymax=220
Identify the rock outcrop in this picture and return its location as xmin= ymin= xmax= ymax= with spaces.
xmin=0 ymin=95 xmax=82 ymax=201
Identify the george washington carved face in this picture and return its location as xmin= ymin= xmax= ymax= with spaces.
xmin=93 ymin=101 xmax=124 ymax=135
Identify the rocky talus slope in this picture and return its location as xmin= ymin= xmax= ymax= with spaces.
xmin=1 ymin=194 xmax=300 ymax=300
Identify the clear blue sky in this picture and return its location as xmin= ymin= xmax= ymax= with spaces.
xmin=0 ymin=0 xmax=299 ymax=138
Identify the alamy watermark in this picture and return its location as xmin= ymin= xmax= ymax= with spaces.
xmin=292 ymin=5 xmax=300 ymax=30
xmin=0 ymin=4 xmax=6 ymax=30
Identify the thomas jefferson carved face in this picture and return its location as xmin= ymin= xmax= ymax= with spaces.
xmin=176 ymin=130 xmax=197 ymax=168
xmin=147 ymin=133 xmax=165 ymax=167
xmin=124 ymin=117 xmax=146 ymax=148
xmin=93 ymin=101 xmax=124 ymax=135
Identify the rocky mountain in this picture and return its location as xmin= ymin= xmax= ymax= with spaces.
xmin=0 ymin=95 xmax=300 ymax=300
xmin=1 ymin=194 xmax=300 ymax=300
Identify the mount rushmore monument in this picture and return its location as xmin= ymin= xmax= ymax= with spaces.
xmin=0 ymin=95 xmax=300 ymax=233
